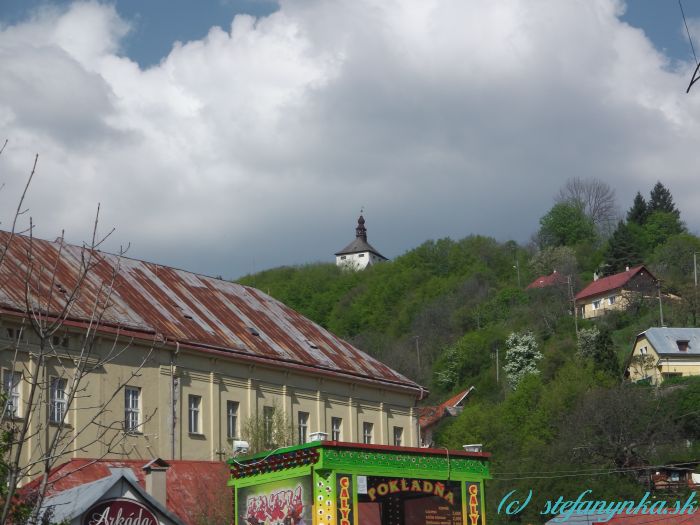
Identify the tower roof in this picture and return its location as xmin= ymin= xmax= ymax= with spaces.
xmin=335 ymin=214 xmax=387 ymax=259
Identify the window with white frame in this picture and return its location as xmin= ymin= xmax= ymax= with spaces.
xmin=227 ymin=400 xmax=239 ymax=439
xmin=124 ymin=387 xmax=140 ymax=433
xmin=2 ymin=370 xmax=21 ymax=418
xmin=188 ymin=395 xmax=201 ymax=434
xmin=362 ymin=422 xmax=374 ymax=444
xmin=593 ymin=300 xmax=601 ymax=310
xmin=297 ymin=411 xmax=309 ymax=444
xmin=331 ymin=417 xmax=342 ymax=441
xmin=50 ymin=377 xmax=67 ymax=423
xmin=263 ymin=406 xmax=275 ymax=446
xmin=393 ymin=426 xmax=404 ymax=447
xmin=608 ymin=295 xmax=616 ymax=305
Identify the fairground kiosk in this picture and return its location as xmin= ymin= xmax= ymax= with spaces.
xmin=228 ymin=441 xmax=490 ymax=525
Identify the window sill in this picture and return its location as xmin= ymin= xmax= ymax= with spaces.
xmin=189 ymin=432 xmax=206 ymax=439
xmin=124 ymin=430 xmax=143 ymax=436
xmin=49 ymin=422 xmax=73 ymax=429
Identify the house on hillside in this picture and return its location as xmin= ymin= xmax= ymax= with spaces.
xmin=417 ymin=387 xmax=474 ymax=447
xmin=627 ymin=327 xmax=700 ymax=384
xmin=29 ymin=458 xmax=230 ymax=525
xmin=575 ymin=265 xmax=657 ymax=319
xmin=526 ymin=270 xmax=568 ymax=290
xmin=0 ymin=230 xmax=424 ymax=485
xmin=335 ymin=214 xmax=388 ymax=270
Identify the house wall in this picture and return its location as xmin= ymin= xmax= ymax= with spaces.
xmin=335 ymin=251 xmax=383 ymax=270
xmin=1 ymin=318 xmax=419 ymax=482
xmin=577 ymin=289 xmax=629 ymax=319
xmin=628 ymin=336 xmax=700 ymax=385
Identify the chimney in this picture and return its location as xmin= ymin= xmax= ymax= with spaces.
xmin=593 ymin=272 xmax=599 ymax=281
xmin=143 ymin=458 xmax=170 ymax=507
xmin=626 ymin=266 xmax=630 ymax=271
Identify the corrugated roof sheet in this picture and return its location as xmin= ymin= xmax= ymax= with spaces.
xmin=642 ymin=327 xmax=700 ymax=356
xmin=574 ymin=265 xmax=654 ymax=301
xmin=0 ymin=231 xmax=420 ymax=393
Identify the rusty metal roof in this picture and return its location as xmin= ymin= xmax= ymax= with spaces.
xmin=0 ymin=231 xmax=421 ymax=394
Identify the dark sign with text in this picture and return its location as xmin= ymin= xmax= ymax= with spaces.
xmin=336 ymin=474 xmax=354 ymax=525
xmin=82 ymin=498 xmax=159 ymax=525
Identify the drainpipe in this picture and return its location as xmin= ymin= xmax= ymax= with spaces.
xmin=170 ymin=342 xmax=180 ymax=460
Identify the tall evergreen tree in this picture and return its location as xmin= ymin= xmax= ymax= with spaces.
xmin=626 ymin=192 xmax=648 ymax=225
xmin=603 ymin=220 xmax=644 ymax=274
xmin=649 ymin=182 xmax=680 ymax=218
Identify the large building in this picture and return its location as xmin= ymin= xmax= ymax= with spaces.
xmin=627 ymin=327 xmax=700 ymax=385
xmin=575 ymin=265 xmax=657 ymax=319
xmin=335 ymin=214 xmax=388 ymax=270
xmin=0 ymin=230 xmax=424 ymax=481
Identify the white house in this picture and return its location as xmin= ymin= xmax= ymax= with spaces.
xmin=335 ymin=214 xmax=388 ymax=270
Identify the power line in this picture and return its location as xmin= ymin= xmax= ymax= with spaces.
xmin=680 ymin=0 xmax=698 ymax=66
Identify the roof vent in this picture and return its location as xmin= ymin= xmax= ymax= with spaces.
xmin=246 ymin=326 xmax=260 ymax=337
xmin=306 ymin=339 xmax=319 ymax=349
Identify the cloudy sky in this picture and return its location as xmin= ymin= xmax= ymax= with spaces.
xmin=2 ymin=0 xmax=700 ymax=279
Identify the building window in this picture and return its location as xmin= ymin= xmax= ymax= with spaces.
xmin=393 ymin=426 xmax=403 ymax=447
xmin=362 ymin=422 xmax=373 ymax=444
xmin=640 ymin=346 xmax=648 ymax=355
xmin=677 ymin=340 xmax=690 ymax=352
xmin=608 ymin=295 xmax=616 ymax=305
xmin=50 ymin=377 xmax=67 ymax=423
xmin=359 ymin=253 xmax=365 ymax=258
xmin=297 ymin=411 xmax=309 ymax=444
xmin=263 ymin=406 xmax=275 ymax=446
xmin=124 ymin=387 xmax=140 ymax=433
xmin=227 ymin=401 xmax=239 ymax=439
xmin=188 ymin=395 xmax=201 ymax=434
xmin=331 ymin=417 xmax=342 ymax=441
xmin=2 ymin=370 xmax=21 ymax=418
xmin=592 ymin=300 xmax=601 ymax=310
xmin=340 ymin=256 xmax=346 ymax=260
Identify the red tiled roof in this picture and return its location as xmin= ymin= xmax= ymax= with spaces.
xmin=26 ymin=459 xmax=230 ymax=525
xmin=418 ymin=388 xmax=473 ymax=429
xmin=0 ymin=230 xmax=421 ymax=395
xmin=574 ymin=265 xmax=654 ymax=301
xmin=526 ymin=271 xmax=568 ymax=290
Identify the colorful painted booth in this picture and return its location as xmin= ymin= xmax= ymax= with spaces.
xmin=228 ymin=442 xmax=490 ymax=525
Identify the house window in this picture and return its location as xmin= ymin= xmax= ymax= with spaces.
xmin=124 ymin=387 xmax=140 ymax=433
xmin=608 ymin=295 xmax=616 ymax=305
xmin=331 ymin=417 xmax=342 ymax=441
xmin=52 ymin=335 xmax=70 ymax=348
xmin=50 ymin=377 xmax=67 ymax=423
xmin=362 ymin=422 xmax=373 ymax=444
xmin=340 ymin=256 xmax=346 ymax=260
xmin=297 ymin=411 xmax=309 ymax=444
xmin=2 ymin=370 xmax=21 ymax=418
xmin=263 ymin=406 xmax=275 ymax=446
xmin=227 ymin=401 xmax=239 ymax=439
xmin=359 ymin=253 xmax=365 ymax=258
xmin=592 ymin=300 xmax=601 ymax=310
xmin=677 ymin=340 xmax=690 ymax=352
xmin=640 ymin=346 xmax=648 ymax=355
xmin=393 ymin=426 xmax=403 ymax=447
xmin=188 ymin=395 xmax=201 ymax=434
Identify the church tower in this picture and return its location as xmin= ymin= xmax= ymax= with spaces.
xmin=335 ymin=214 xmax=388 ymax=270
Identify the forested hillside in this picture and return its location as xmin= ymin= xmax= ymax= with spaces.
xmin=237 ymin=179 xmax=700 ymax=523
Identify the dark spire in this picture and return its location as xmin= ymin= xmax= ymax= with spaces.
xmin=355 ymin=214 xmax=367 ymax=242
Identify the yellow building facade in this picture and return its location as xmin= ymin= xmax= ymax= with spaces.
xmin=0 ymin=231 xmax=423 ymax=481
xmin=627 ymin=327 xmax=700 ymax=385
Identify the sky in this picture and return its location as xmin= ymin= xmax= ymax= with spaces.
xmin=2 ymin=0 xmax=700 ymax=279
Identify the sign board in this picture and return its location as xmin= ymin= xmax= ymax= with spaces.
xmin=83 ymin=498 xmax=159 ymax=525
xmin=238 ymin=475 xmax=312 ymax=525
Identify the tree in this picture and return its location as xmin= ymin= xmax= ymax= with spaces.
xmin=241 ymin=400 xmax=294 ymax=454
xmin=642 ymin=211 xmax=685 ymax=250
xmin=1 ymin=148 xmax=154 ymax=525
xmin=528 ymin=245 xmax=578 ymax=278
xmin=555 ymin=177 xmax=618 ymax=233
xmin=602 ymin=220 xmax=645 ymax=274
xmin=626 ymin=191 xmax=649 ymax=225
xmin=538 ymin=202 xmax=597 ymax=248
xmin=648 ymin=181 xmax=680 ymax=218
xmin=503 ymin=332 xmax=543 ymax=389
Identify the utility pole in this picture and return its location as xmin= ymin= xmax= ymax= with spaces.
xmin=496 ymin=347 xmax=499 ymax=384
xmin=658 ymin=281 xmax=664 ymax=327
xmin=568 ymin=275 xmax=578 ymax=337
xmin=413 ymin=335 xmax=421 ymax=371
xmin=513 ymin=258 xmax=521 ymax=288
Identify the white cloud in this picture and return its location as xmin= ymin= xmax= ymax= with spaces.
xmin=1 ymin=0 xmax=700 ymax=277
